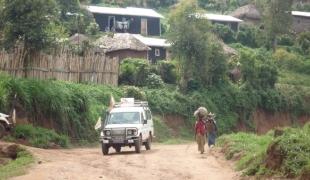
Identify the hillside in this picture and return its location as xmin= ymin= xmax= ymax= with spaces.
xmin=0 ymin=0 xmax=310 ymax=179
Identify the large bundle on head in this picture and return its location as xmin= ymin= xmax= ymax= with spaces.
xmin=194 ymin=107 xmax=208 ymax=118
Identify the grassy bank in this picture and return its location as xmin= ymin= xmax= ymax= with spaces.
xmin=218 ymin=123 xmax=310 ymax=178
xmin=4 ymin=125 xmax=70 ymax=148
xmin=0 ymin=148 xmax=34 ymax=180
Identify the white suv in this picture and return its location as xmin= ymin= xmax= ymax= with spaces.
xmin=100 ymin=98 xmax=154 ymax=155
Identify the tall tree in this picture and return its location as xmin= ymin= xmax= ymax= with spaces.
xmin=0 ymin=0 xmax=59 ymax=51
xmin=168 ymin=0 xmax=227 ymax=91
xmin=0 ymin=0 xmax=63 ymax=77
xmin=265 ymin=0 xmax=293 ymax=51
xmin=56 ymin=0 xmax=80 ymax=19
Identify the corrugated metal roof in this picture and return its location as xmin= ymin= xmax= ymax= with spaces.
xmin=87 ymin=6 xmax=164 ymax=18
xmin=292 ymin=11 xmax=310 ymax=18
xmin=133 ymin=34 xmax=171 ymax=47
xmin=200 ymin=13 xmax=243 ymax=22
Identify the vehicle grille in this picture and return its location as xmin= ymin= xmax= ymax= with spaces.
xmin=111 ymin=129 xmax=126 ymax=136
xmin=111 ymin=129 xmax=126 ymax=142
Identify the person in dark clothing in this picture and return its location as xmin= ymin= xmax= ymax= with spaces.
xmin=205 ymin=112 xmax=217 ymax=148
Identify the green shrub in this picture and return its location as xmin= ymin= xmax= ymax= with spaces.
xmin=0 ymin=73 xmax=10 ymax=112
xmin=239 ymin=48 xmax=278 ymax=89
xmin=277 ymin=34 xmax=294 ymax=46
xmin=297 ymin=32 xmax=310 ymax=55
xmin=274 ymin=124 xmax=310 ymax=177
xmin=273 ymin=48 xmax=304 ymax=71
xmin=157 ymin=61 xmax=178 ymax=84
xmin=213 ymin=23 xmax=236 ymax=43
xmin=123 ymin=86 xmax=146 ymax=100
xmin=119 ymin=58 xmax=150 ymax=86
xmin=146 ymin=73 xmax=164 ymax=89
xmin=236 ymin=25 xmax=264 ymax=48
xmin=12 ymin=124 xmax=70 ymax=148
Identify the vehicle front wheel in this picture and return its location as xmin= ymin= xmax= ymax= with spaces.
xmin=101 ymin=143 xmax=109 ymax=155
xmin=135 ymin=136 xmax=142 ymax=153
xmin=145 ymin=135 xmax=151 ymax=150
xmin=0 ymin=123 xmax=6 ymax=139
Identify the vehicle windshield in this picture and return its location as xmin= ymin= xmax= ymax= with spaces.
xmin=107 ymin=112 xmax=141 ymax=124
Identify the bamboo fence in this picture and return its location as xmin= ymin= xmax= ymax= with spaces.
xmin=0 ymin=47 xmax=119 ymax=86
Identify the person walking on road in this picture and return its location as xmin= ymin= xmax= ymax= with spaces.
xmin=194 ymin=107 xmax=208 ymax=154
xmin=206 ymin=112 xmax=217 ymax=148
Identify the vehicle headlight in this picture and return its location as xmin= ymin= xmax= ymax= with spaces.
xmin=104 ymin=130 xmax=111 ymax=136
xmin=127 ymin=129 xmax=137 ymax=136
xmin=127 ymin=129 xmax=132 ymax=135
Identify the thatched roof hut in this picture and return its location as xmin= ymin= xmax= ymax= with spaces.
xmin=231 ymin=4 xmax=261 ymax=23
xmin=94 ymin=33 xmax=151 ymax=61
xmin=94 ymin=33 xmax=150 ymax=53
xmin=68 ymin=33 xmax=89 ymax=45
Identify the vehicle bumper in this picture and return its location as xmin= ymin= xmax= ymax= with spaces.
xmin=100 ymin=136 xmax=138 ymax=145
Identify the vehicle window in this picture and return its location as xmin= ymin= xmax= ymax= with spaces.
xmin=146 ymin=110 xmax=152 ymax=120
xmin=141 ymin=113 xmax=145 ymax=121
xmin=107 ymin=112 xmax=140 ymax=124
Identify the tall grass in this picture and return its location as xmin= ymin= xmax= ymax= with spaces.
xmin=218 ymin=123 xmax=310 ymax=178
xmin=11 ymin=124 xmax=70 ymax=148
xmin=218 ymin=132 xmax=273 ymax=175
xmin=0 ymin=73 xmax=122 ymax=142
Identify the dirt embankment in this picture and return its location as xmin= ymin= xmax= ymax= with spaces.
xmin=0 ymin=142 xmax=19 ymax=166
xmin=10 ymin=144 xmax=240 ymax=180
xmin=238 ymin=109 xmax=310 ymax=134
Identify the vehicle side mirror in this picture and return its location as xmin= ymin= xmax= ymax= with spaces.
xmin=143 ymin=119 xmax=147 ymax=124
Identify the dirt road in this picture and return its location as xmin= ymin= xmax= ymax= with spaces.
xmin=11 ymin=143 xmax=240 ymax=180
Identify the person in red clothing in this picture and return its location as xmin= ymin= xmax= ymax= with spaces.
xmin=195 ymin=112 xmax=207 ymax=154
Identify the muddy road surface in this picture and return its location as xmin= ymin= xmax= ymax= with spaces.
xmin=11 ymin=143 xmax=240 ymax=180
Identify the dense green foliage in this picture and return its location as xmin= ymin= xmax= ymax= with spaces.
xmin=119 ymin=58 xmax=151 ymax=86
xmin=0 ymin=0 xmax=98 ymax=53
xmin=0 ymin=0 xmax=61 ymax=51
xmin=168 ymin=0 xmax=227 ymax=91
xmin=0 ymin=73 xmax=122 ymax=142
xmin=156 ymin=61 xmax=178 ymax=84
xmin=218 ymin=123 xmax=310 ymax=178
xmin=198 ymin=0 xmax=253 ymax=12
xmin=265 ymin=0 xmax=293 ymax=50
xmin=8 ymin=125 xmax=70 ymax=148
xmin=0 ymin=147 xmax=34 ymax=180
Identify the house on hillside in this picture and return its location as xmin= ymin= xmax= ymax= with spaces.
xmin=87 ymin=6 xmax=163 ymax=36
xmin=94 ymin=33 xmax=150 ymax=61
xmin=93 ymin=33 xmax=170 ymax=63
xmin=199 ymin=13 xmax=243 ymax=31
xmin=231 ymin=4 xmax=261 ymax=25
xmin=292 ymin=11 xmax=310 ymax=33
xmin=133 ymin=35 xmax=171 ymax=64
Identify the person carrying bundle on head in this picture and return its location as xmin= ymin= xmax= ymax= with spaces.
xmin=194 ymin=107 xmax=208 ymax=154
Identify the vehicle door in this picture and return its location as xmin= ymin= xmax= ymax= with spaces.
xmin=140 ymin=111 xmax=148 ymax=141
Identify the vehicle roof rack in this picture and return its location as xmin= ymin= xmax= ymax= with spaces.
xmin=113 ymin=99 xmax=148 ymax=108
